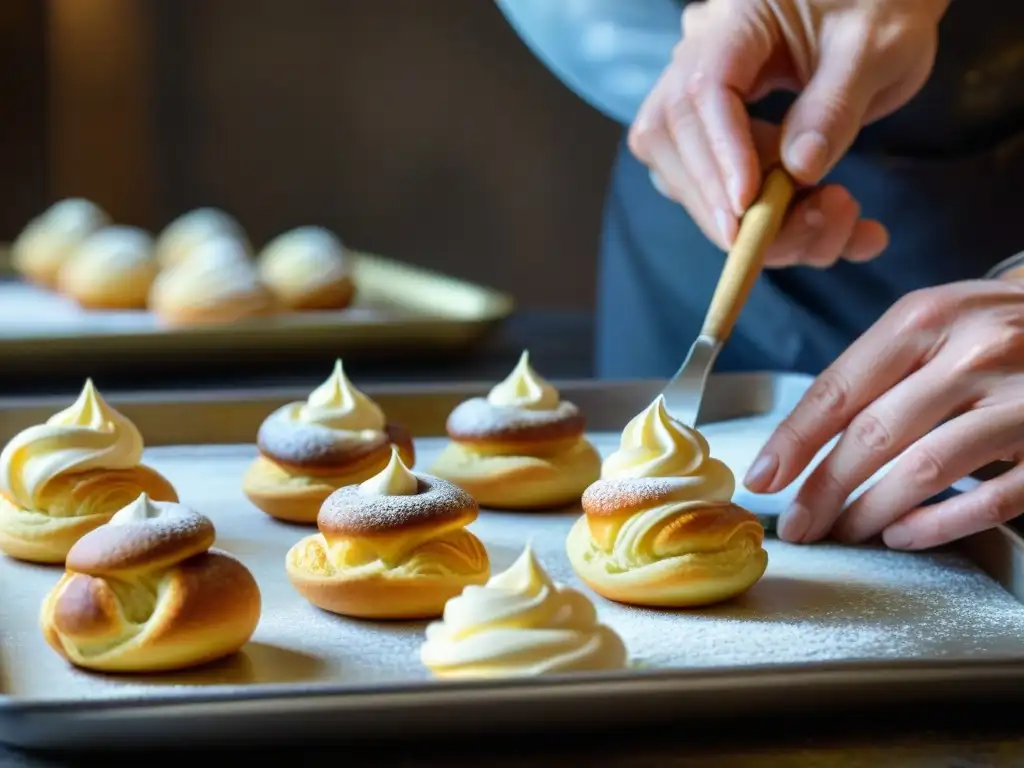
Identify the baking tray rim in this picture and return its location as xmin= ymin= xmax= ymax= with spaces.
xmin=5 ymin=648 xmax=1024 ymax=718
xmin=0 ymin=249 xmax=516 ymax=344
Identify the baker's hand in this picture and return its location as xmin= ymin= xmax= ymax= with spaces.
xmin=629 ymin=0 xmax=950 ymax=268
xmin=744 ymin=280 xmax=1024 ymax=549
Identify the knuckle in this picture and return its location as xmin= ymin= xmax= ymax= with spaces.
xmin=902 ymin=447 xmax=946 ymax=488
xmin=975 ymin=486 xmax=1020 ymax=527
xmin=892 ymin=288 xmax=950 ymax=335
xmin=952 ymin=327 xmax=1024 ymax=376
xmin=805 ymin=370 xmax=849 ymax=413
xmin=847 ymin=411 xmax=893 ymax=454
xmin=773 ymin=418 xmax=814 ymax=456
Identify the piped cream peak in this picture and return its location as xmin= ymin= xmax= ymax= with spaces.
xmin=299 ymin=359 xmax=386 ymax=431
xmin=486 ymin=351 xmax=560 ymax=411
xmin=358 ymin=446 xmax=418 ymax=497
xmin=601 ymin=395 xmax=714 ymax=480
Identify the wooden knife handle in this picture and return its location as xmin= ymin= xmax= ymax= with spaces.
xmin=701 ymin=166 xmax=796 ymax=341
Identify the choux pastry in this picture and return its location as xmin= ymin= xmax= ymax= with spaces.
xmin=154 ymin=207 xmax=249 ymax=270
xmin=566 ymin=395 xmax=768 ymax=608
xmin=56 ymin=226 xmax=158 ymax=310
xmin=148 ymin=235 xmax=273 ymax=325
xmin=429 ymin=351 xmax=601 ymax=509
xmin=12 ymin=198 xmax=110 ymax=288
xmin=243 ymin=359 xmax=415 ymax=523
xmin=40 ymin=494 xmax=262 ymax=673
xmin=286 ymin=447 xmax=489 ymax=619
xmin=0 ymin=379 xmax=178 ymax=563
xmin=257 ymin=226 xmax=356 ymax=310
xmin=420 ymin=544 xmax=626 ymax=678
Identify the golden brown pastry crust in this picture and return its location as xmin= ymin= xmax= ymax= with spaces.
xmin=430 ymin=398 xmax=600 ymax=510
xmin=40 ymin=501 xmax=261 ymax=673
xmin=0 ymin=465 xmax=178 ymax=564
xmin=275 ymin=275 xmax=356 ymax=311
xmin=286 ymin=473 xmax=489 ymax=619
xmin=244 ymin=420 xmax=416 ymax=524
xmin=566 ymin=478 xmax=768 ymax=608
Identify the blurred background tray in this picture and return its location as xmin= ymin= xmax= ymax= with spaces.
xmin=0 ymin=246 xmax=514 ymax=380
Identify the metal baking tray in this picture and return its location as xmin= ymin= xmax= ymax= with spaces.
xmin=3 ymin=373 xmax=1024 ymax=751
xmin=0 ymin=246 xmax=514 ymax=376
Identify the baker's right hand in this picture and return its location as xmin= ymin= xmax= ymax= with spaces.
xmin=629 ymin=0 xmax=949 ymax=268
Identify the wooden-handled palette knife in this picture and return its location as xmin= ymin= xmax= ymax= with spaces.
xmin=660 ymin=167 xmax=796 ymax=427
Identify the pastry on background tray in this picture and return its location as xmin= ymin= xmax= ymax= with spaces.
xmin=429 ymin=351 xmax=601 ymax=509
xmin=40 ymin=494 xmax=262 ymax=673
xmin=286 ymin=447 xmax=489 ymax=619
xmin=420 ymin=544 xmax=627 ymax=678
xmin=566 ymin=395 xmax=767 ymax=607
xmin=257 ymin=226 xmax=356 ymax=310
xmin=153 ymin=206 xmax=250 ymax=270
xmin=148 ymin=235 xmax=273 ymax=325
xmin=0 ymin=380 xmax=178 ymax=563
xmin=56 ymin=226 xmax=158 ymax=310
xmin=243 ymin=360 xmax=415 ymax=523
xmin=11 ymin=198 xmax=110 ymax=288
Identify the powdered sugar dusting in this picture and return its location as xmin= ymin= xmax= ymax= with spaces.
xmin=256 ymin=405 xmax=383 ymax=464
xmin=320 ymin=475 xmax=475 ymax=535
xmin=446 ymin=397 xmax=583 ymax=439
xmin=3 ymin=425 xmax=1024 ymax=704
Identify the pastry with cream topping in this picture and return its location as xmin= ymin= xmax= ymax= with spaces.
xmin=258 ymin=226 xmax=356 ymax=310
xmin=0 ymin=380 xmax=178 ymax=563
xmin=148 ymin=235 xmax=273 ymax=325
xmin=429 ymin=351 xmax=601 ymax=509
xmin=12 ymin=198 xmax=110 ymax=288
xmin=420 ymin=544 xmax=626 ymax=678
xmin=286 ymin=447 xmax=489 ymax=619
xmin=566 ymin=395 xmax=767 ymax=607
xmin=56 ymin=226 xmax=158 ymax=310
xmin=243 ymin=359 xmax=415 ymax=523
xmin=154 ymin=207 xmax=250 ymax=270
xmin=40 ymin=494 xmax=262 ymax=673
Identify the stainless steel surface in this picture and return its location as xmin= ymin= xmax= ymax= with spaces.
xmin=660 ymin=334 xmax=721 ymax=427
xmin=494 ymin=0 xmax=679 ymax=124
xmin=4 ymin=374 xmax=1024 ymax=751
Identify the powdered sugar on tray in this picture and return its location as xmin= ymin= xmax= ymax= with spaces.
xmin=3 ymin=428 xmax=1024 ymax=703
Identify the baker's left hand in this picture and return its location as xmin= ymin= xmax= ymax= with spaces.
xmin=743 ymin=280 xmax=1024 ymax=549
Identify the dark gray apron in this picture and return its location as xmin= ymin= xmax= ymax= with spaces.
xmin=595 ymin=0 xmax=1024 ymax=378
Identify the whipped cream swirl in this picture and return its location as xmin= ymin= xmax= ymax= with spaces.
xmin=420 ymin=545 xmax=627 ymax=678
xmin=0 ymin=380 xmax=144 ymax=509
xmin=486 ymin=351 xmax=560 ymax=411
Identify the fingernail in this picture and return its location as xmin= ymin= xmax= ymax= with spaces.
xmin=744 ymin=452 xmax=778 ymax=491
xmin=727 ymin=175 xmax=745 ymax=216
xmin=883 ymin=526 xmax=914 ymax=550
xmin=778 ymin=503 xmax=811 ymax=543
xmin=785 ymin=131 xmax=829 ymax=179
xmin=715 ymin=209 xmax=733 ymax=245
xmin=649 ymin=170 xmax=669 ymax=197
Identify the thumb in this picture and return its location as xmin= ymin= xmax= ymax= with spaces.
xmin=780 ymin=34 xmax=884 ymax=184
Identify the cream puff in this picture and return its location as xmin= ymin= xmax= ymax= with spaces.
xmin=243 ymin=360 xmax=416 ymax=523
xmin=154 ymin=207 xmax=250 ymax=270
xmin=257 ymin=226 xmax=356 ymax=310
xmin=40 ymin=494 xmax=262 ymax=673
xmin=566 ymin=395 xmax=768 ymax=608
xmin=0 ymin=380 xmax=178 ymax=563
xmin=12 ymin=198 xmax=110 ymax=288
xmin=420 ymin=544 xmax=626 ymax=678
xmin=429 ymin=352 xmax=601 ymax=509
xmin=148 ymin=235 xmax=273 ymax=325
xmin=56 ymin=226 xmax=158 ymax=310
xmin=286 ymin=447 xmax=489 ymax=619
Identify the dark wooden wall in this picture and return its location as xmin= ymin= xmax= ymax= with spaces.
xmin=32 ymin=0 xmax=623 ymax=310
